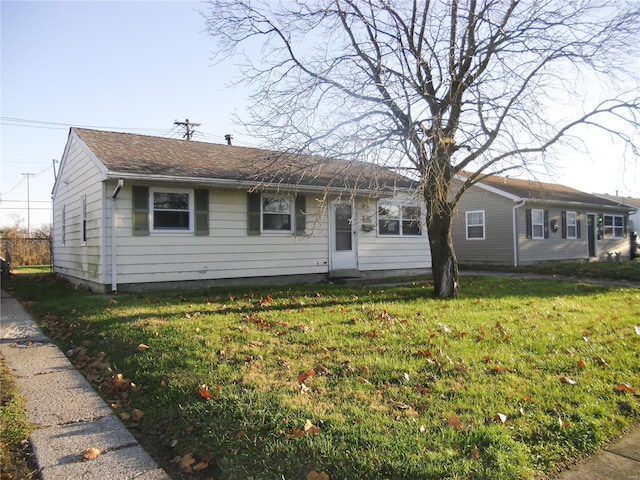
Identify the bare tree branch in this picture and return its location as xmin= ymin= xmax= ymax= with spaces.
xmin=203 ymin=0 xmax=640 ymax=298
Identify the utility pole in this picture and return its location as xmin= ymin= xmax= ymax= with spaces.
xmin=174 ymin=118 xmax=201 ymax=141
xmin=21 ymin=172 xmax=35 ymax=237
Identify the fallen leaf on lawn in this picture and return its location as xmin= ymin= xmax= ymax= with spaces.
xmin=415 ymin=385 xmax=431 ymax=396
xmin=634 ymin=326 xmax=640 ymax=335
xmin=616 ymin=383 xmax=636 ymax=394
xmin=173 ymin=452 xmax=196 ymax=471
xmin=592 ymin=355 xmax=609 ymax=367
xmin=360 ymin=366 xmax=370 ymax=377
xmin=403 ymin=372 xmax=410 ymax=382
xmin=137 ymin=343 xmax=150 ymax=352
xmin=357 ymin=376 xmax=371 ymax=384
xmin=494 ymin=413 xmax=508 ymax=424
xmin=307 ymin=471 xmax=330 ymax=480
xmin=558 ymin=417 xmax=569 ymax=428
xmin=300 ymin=382 xmax=312 ymax=394
xmin=470 ymin=444 xmax=481 ymax=460
xmin=132 ymin=408 xmax=145 ymax=421
xmin=495 ymin=322 xmax=508 ymax=337
xmin=192 ymin=461 xmax=209 ymax=472
xmin=560 ymin=376 xmax=577 ymax=385
xmin=120 ymin=412 xmax=131 ymax=420
xmin=83 ymin=447 xmax=101 ymax=460
xmin=447 ymin=416 xmax=462 ymax=430
xmin=288 ymin=420 xmax=322 ymax=439
xmin=577 ymin=358 xmax=586 ymax=369
xmin=298 ymin=369 xmax=315 ymax=384
xmin=199 ymin=384 xmax=215 ymax=400
xmin=492 ymin=365 xmax=507 ymax=374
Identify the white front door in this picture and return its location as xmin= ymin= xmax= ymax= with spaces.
xmin=330 ymin=200 xmax=357 ymax=271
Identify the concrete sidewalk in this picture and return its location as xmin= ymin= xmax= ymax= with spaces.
xmin=0 ymin=289 xmax=170 ymax=480
xmin=2 ymin=287 xmax=639 ymax=479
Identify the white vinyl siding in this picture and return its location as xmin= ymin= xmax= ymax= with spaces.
xmin=52 ymin=136 xmax=105 ymax=285
xmin=466 ymin=210 xmax=485 ymax=240
xmin=112 ymin=189 xmax=329 ymax=284
xmin=358 ymin=197 xmax=430 ymax=272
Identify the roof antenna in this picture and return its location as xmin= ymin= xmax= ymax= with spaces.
xmin=225 ymin=134 xmax=233 ymax=146
xmin=174 ymin=119 xmax=201 ymax=141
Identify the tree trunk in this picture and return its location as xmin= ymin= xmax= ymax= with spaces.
xmin=427 ymin=210 xmax=460 ymax=299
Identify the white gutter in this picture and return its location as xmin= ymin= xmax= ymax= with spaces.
xmin=512 ymin=200 xmax=526 ymax=267
xmin=104 ymin=172 xmax=408 ymax=197
xmin=110 ymin=179 xmax=123 ymax=293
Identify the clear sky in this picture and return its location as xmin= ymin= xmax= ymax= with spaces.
xmin=1 ymin=0 xmax=639 ymax=232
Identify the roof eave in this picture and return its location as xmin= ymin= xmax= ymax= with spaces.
xmin=514 ymin=198 xmax=633 ymax=212
xmin=104 ymin=172 xmax=409 ymax=196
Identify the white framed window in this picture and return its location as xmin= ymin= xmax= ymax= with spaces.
xmin=466 ymin=210 xmax=485 ymax=240
xmin=566 ymin=211 xmax=577 ymax=239
xmin=603 ymin=214 xmax=624 ymax=238
xmin=261 ymin=195 xmax=292 ymax=232
xmin=150 ymin=188 xmax=193 ymax=232
xmin=81 ymin=195 xmax=87 ymax=244
xmin=377 ymin=201 xmax=422 ymax=236
xmin=61 ymin=205 xmax=66 ymax=246
xmin=531 ymin=208 xmax=545 ymax=239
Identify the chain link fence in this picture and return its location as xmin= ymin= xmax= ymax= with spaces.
xmin=1 ymin=237 xmax=52 ymax=268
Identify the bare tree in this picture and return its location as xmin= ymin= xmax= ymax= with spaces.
xmin=204 ymin=0 xmax=640 ymax=298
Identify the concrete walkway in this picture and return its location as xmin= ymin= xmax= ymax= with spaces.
xmin=2 ymin=285 xmax=639 ymax=480
xmin=0 ymin=289 xmax=170 ymax=480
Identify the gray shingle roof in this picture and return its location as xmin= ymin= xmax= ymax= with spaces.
xmin=471 ymin=173 xmax=629 ymax=209
xmin=73 ymin=128 xmax=414 ymax=192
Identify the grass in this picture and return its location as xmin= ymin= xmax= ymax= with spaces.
xmin=462 ymin=258 xmax=640 ymax=283
xmin=2 ymin=263 xmax=640 ymax=480
xmin=0 ymin=358 xmax=38 ymax=480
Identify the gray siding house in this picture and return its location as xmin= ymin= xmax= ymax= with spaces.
xmin=451 ymin=174 xmax=635 ymax=266
xmin=52 ymin=128 xmax=431 ymax=292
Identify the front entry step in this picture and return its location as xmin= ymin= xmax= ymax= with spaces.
xmin=328 ymin=269 xmax=362 ymax=279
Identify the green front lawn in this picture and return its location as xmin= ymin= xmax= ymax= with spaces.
xmin=3 ymin=270 xmax=639 ymax=479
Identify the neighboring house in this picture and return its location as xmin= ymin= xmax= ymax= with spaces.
xmin=451 ymin=174 xmax=635 ymax=266
xmin=595 ymin=194 xmax=640 ymax=234
xmin=51 ymin=128 xmax=430 ymax=292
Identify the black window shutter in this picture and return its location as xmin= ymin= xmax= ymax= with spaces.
xmin=295 ymin=194 xmax=306 ymax=235
xmin=247 ymin=192 xmax=261 ymax=235
xmin=561 ymin=211 xmax=567 ymax=239
xmin=132 ymin=186 xmax=149 ymax=236
xmin=525 ymin=209 xmax=532 ymax=239
xmin=624 ymin=215 xmax=628 ymax=237
xmin=544 ymin=210 xmax=549 ymax=239
xmin=194 ymin=189 xmax=209 ymax=236
xmin=576 ymin=213 xmax=581 ymax=238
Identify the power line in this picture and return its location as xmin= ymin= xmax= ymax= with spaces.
xmin=0 ymin=116 xmax=181 ymax=135
xmin=0 ymin=165 xmax=53 ymax=197
xmin=174 ymin=119 xmax=201 ymax=141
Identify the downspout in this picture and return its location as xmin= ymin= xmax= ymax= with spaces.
xmin=512 ymin=200 xmax=526 ymax=267
xmin=111 ymin=179 xmax=123 ymax=292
